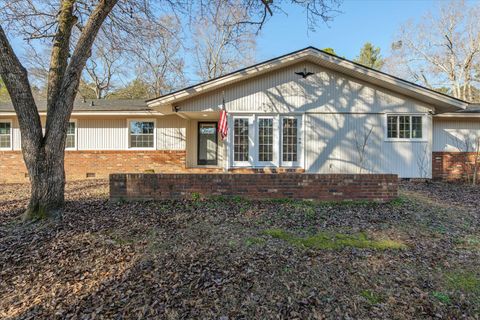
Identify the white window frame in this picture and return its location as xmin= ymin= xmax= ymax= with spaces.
xmin=0 ymin=119 xmax=13 ymax=151
xmin=280 ymin=115 xmax=303 ymax=167
xmin=384 ymin=114 xmax=427 ymax=142
xmin=127 ymin=118 xmax=157 ymax=150
xmin=65 ymin=119 xmax=77 ymax=150
xmin=230 ymin=115 xmax=254 ymax=167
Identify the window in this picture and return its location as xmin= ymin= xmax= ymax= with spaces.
xmin=386 ymin=115 xmax=423 ymax=140
xmin=258 ymin=118 xmax=273 ymax=162
xmin=65 ymin=121 xmax=76 ymax=149
xmin=0 ymin=121 xmax=11 ymax=149
xmin=282 ymin=118 xmax=298 ymax=162
xmin=129 ymin=120 xmax=155 ymax=149
xmin=233 ymin=118 xmax=249 ymax=161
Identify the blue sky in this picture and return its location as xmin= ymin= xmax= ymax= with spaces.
xmin=256 ymin=0 xmax=442 ymax=61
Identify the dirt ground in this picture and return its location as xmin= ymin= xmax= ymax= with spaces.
xmin=0 ymin=180 xmax=479 ymax=319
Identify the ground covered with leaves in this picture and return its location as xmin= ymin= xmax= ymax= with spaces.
xmin=1 ymin=180 xmax=479 ymax=319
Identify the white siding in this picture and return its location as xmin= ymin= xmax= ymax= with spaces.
xmin=178 ymin=62 xmax=431 ymax=114
xmin=77 ymin=118 xmax=126 ymax=150
xmin=433 ymin=118 xmax=480 ymax=152
xmin=304 ymin=113 xmax=432 ymax=178
xmin=156 ymin=115 xmax=187 ymax=150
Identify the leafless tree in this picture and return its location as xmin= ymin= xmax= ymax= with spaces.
xmin=192 ymin=0 xmax=257 ymax=80
xmin=127 ymin=15 xmax=186 ymax=97
xmin=354 ymin=125 xmax=373 ymax=173
xmin=82 ymin=40 xmax=123 ymax=99
xmin=385 ymin=0 xmax=480 ymax=102
xmin=451 ymin=133 xmax=480 ymax=184
xmin=0 ymin=0 xmax=341 ymax=220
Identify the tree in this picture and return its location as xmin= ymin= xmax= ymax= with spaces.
xmin=82 ymin=41 xmax=123 ymax=99
xmin=385 ymin=0 xmax=480 ymax=102
xmin=0 ymin=0 xmax=341 ymax=220
xmin=322 ymin=47 xmax=337 ymax=55
xmin=108 ymin=78 xmax=151 ymax=100
xmin=128 ymin=15 xmax=186 ymax=96
xmin=354 ymin=42 xmax=384 ymax=70
xmin=0 ymin=78 xmax=9 ymax=102
xmin=192 ymin=0 xmax=256 ymax=80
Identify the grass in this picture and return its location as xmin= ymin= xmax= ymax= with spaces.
xmin=244 ymin=236 xmax=266 ymax=246
xmin=360 ymin=290 xmax=385 ymax=304
xmin=263 ymin=228 xmax=407 ymax=250
xmin=445 ymin=271 xmax=480 ymax=294
xmin=431 ymin=291 xmax=451 ymax=304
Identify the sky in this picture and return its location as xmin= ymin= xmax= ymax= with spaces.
xmin=255 ymin=0 xmax=441 ymax=61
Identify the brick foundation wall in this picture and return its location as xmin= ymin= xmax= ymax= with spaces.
xmin=0 ymin=150 xmax=203 ymax=183
xmin=110 ymin=173 xmax=398 ymax=202
xmin=432 ymin=152 xmax=480 ymax=180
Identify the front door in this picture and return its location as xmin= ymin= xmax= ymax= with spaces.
xmin=197 ymin=122 xmax=218 ymax=165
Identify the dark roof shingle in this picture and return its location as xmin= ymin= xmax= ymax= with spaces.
xmin=0 ymin=99 xmax=148 ymax=112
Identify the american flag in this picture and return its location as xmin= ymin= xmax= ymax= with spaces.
xmin=218 ymin=98 xmax=228 ymax=140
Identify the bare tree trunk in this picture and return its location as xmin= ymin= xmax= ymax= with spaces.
xmin=24 ymin=146 xmax=66 ymax=220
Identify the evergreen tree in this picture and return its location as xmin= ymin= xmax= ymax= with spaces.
xmin=354 ymin=42 xmax=384 ymax=70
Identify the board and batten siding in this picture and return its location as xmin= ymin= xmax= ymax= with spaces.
xmin=176 ymin=61 xmax=433 ymax=177
xmin=177 ymin=62 xmax=432 ymax=114
xmin=1 ymin=115 xmax=187 ymax=151
xmin=433 ymin=117 xmax=480 ymax=152
xmin=305 ymin=113 xmax=432 ymax=178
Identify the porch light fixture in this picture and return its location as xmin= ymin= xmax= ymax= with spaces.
xmin=172 ymin=105 xmax=180 ymax=112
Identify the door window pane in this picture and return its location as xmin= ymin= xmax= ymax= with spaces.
xmin=282 ymin=118 xmax=298 ymax=162
xmin=198 ymin=123 xmax=217 ymax=165
xmin=258 ymin=118 xmax=273 ymax=162
xmin=234 ymin=118 xmax=249 ymax=161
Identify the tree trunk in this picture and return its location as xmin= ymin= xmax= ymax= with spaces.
xmin=23 ymin=146 xmax=66 ymax=221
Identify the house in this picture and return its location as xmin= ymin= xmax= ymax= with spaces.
xmin=1 ymin=47 xmax=479 ymax=183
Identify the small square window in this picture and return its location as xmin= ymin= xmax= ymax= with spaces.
xmin=129 ymin=120 xmax=155 ymax=149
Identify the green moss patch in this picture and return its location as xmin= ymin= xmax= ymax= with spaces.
xmin=445 ymin=271 xmax=480 ymax=294
xmin=263 ymin=228 xmax=407 ymax=250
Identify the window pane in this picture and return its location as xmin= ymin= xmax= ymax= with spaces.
xmin=66 ymin=135 xmax=75 ymax=148
xmin=258 ymin=118 xmax=273 ymax=162
xmin=129 ymin=121 xmax=154 ymax=148
xmin=0 ymin=122 xmax=11 ymax=148
xmin=399 ymin=116 xmax=410 ymax=138
xmin=234 ymin=118 xmax=249 ymax=161
xmin=0 ymin=135 xmax=10 ymax=148
xmin=67 ymin=122 xmax=75 ymax=135
xmin=387 ymin=116 xmax=397 ymax=138
xmin=282 ymin=118 xmax=298 ymax=162
xmin=412 ymin=116 xmax=422 ymax=139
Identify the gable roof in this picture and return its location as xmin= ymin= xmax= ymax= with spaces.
xmin=147 ymin=47 xmax=468 ymax=113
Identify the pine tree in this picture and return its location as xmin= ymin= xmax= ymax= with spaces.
xmin=354 ymin=42 xmax=384 ymax=70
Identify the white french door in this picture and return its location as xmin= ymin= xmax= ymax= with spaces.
xmin=280 ymin=116 xmax=302 ymax=167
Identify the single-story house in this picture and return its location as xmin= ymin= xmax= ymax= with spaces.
xmin=1 ymin=47 xmax=479 ymax=183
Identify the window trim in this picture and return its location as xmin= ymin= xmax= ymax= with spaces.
xmin=65 ymin=119 xmax=78 ymax=151
xmin=0 ymin=119 xmax=13 ymax=151
xmin=384 ymin=114 xmax=427 ymax=142
xmin=126 ymin=118 xmax=157 ymax=150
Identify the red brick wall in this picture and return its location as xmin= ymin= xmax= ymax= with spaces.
xmin=0 ymin=150 xmax=214 ymax=183
xmin=110 ymin=173 xmax=398 ymax=202
xmin=432 ymin=152 xmax=480 ymax=180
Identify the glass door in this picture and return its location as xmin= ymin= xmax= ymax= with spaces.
xmin=197 ymin=122 xmax=218 ymax=165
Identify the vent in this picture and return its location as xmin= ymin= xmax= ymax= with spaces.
xmin=86 ymin=173 xmax=96 ymax=178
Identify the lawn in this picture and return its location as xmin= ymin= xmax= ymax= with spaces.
xmin=0 ymin=180 xmax=479 ymax=319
